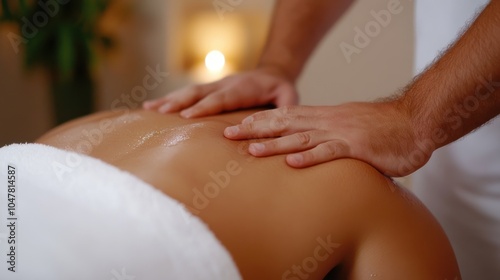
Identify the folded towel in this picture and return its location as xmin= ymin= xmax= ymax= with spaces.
xmin=0 ymin=144 xmax=242 ymax=280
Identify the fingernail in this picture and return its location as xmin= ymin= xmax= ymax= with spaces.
xmin=288 ymin=154 xmax=303 ymax=165
xmin=242 ymin=116 xmax=253 ymax=124
xmin=224 ymin=126 xmax=239 ymax=137
xmin=249 ymin=143 xmax=264 ymax=154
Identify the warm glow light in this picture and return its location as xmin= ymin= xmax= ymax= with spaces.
xmin=205 ymin=50 xmax=226 ymax=73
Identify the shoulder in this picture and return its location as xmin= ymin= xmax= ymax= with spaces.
xmin=310 ymin=159 xmax=461 ymax=279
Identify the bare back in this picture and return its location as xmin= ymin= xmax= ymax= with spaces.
xmin=37 ymin=109 xmax=460 ymax=280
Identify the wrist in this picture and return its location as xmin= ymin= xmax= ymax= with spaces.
xmin=255 ymin=62 xmax=300 ymax=85
xmin=396 ymin=86 xmax=442 ymax=155
xmin=257 ymin=57 xmax=301 ymax=85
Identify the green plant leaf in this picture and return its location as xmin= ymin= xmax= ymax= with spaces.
xmin=19 ymin=0 xmax=27 ymax=16
xmin=24 ymin=22 xmax=55 ymax=68
xmin=1 ymin=0 xmax=12 ymax=21
xmin=57 ymin=24 xmax=75 ymax=82
xmin=14 ymin=0 xmax=112 ymax=123
xmin=83 ymin=1 xmax=99 ymax=25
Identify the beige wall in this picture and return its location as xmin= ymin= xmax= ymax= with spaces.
xmin=298 ymin=0 xmax=414 ymax=105
xmin=0 ymin=0 xmax=414 ymax=148
xmin=163 ymin=0 xmax=414 ymax=104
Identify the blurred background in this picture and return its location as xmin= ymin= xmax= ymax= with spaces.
xmin=0 ymin=0 xmax=414 ymax=155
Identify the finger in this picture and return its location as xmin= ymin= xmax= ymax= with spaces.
xmin=143 ymin=91 xmax=187 ymax=112
xmin=180 ymin=89 xmax=247 ymax=118
xmin=241 ymin=108 xmax=284 ymax=124
xmin=286 ymin=140 xmax=351 ymax=168
xmin=241 ymin=105 xmax=312 ymax=124
xmin=247 ymin=131 xmax=329 ymax=157
xmin=158 ymin=86 xmax=210 ymax=114
xmin=143 ymin=96 xmax=169 ymax=110
xmin=154 ymin=83 xmax=219 ymax=114
xmin=143 ymin=86 xmax=195 ymax=111
xmin=225 ymin=111 xmax=314 ymax=140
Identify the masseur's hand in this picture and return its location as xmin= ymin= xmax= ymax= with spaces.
xmin=143 ymin=67 xmax=299 ymax=118
xmin=224 ymin=101 xmax=428 ymax=177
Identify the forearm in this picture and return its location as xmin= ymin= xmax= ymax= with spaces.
xmin=401 ymin=0 xmax=500 ymax=150
xmin=258 ymin=0 xmax=355 ymax=82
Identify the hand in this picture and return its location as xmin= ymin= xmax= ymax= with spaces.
xmin=143 ymin=67 xmax=299 ymax=118
xmin=223 ymin=102 xmax=431 ymax=177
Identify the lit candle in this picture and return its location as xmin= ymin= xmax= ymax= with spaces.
xmin=205 ymin=50 xmax=226 ymax=73
xmin=191 ymin=50 xmax=233 ymax=83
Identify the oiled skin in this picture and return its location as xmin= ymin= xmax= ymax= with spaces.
xmin=37 ymin=109 xmax=460 ymax=280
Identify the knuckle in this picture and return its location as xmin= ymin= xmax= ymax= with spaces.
xmin=336 ymin=140 xmax=350 ymax=155
xmin=322 ymin=140 xmax=349 ymax=158
xmin=321 ymin=142 xmax=338 ymax=158
xmin=243 ymin=122 xmax=255 ymax=133
xmin=280 ymin=105 xmax=294 ymax=116
xmin=248 ymin=112 xmax=262 ymax=121
xmin=295 ymin=132 xmax=312 ymax=146
xmin=254 ymin=111 xmax=271 ymax=121
xmin=270 ymin=117 xmax=289 ymax=133
xmin=257 ymin=128 xmax=273 ymax=138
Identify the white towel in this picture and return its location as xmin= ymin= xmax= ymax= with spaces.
xmin=0 ymin=144 xmax=242 ymax=280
